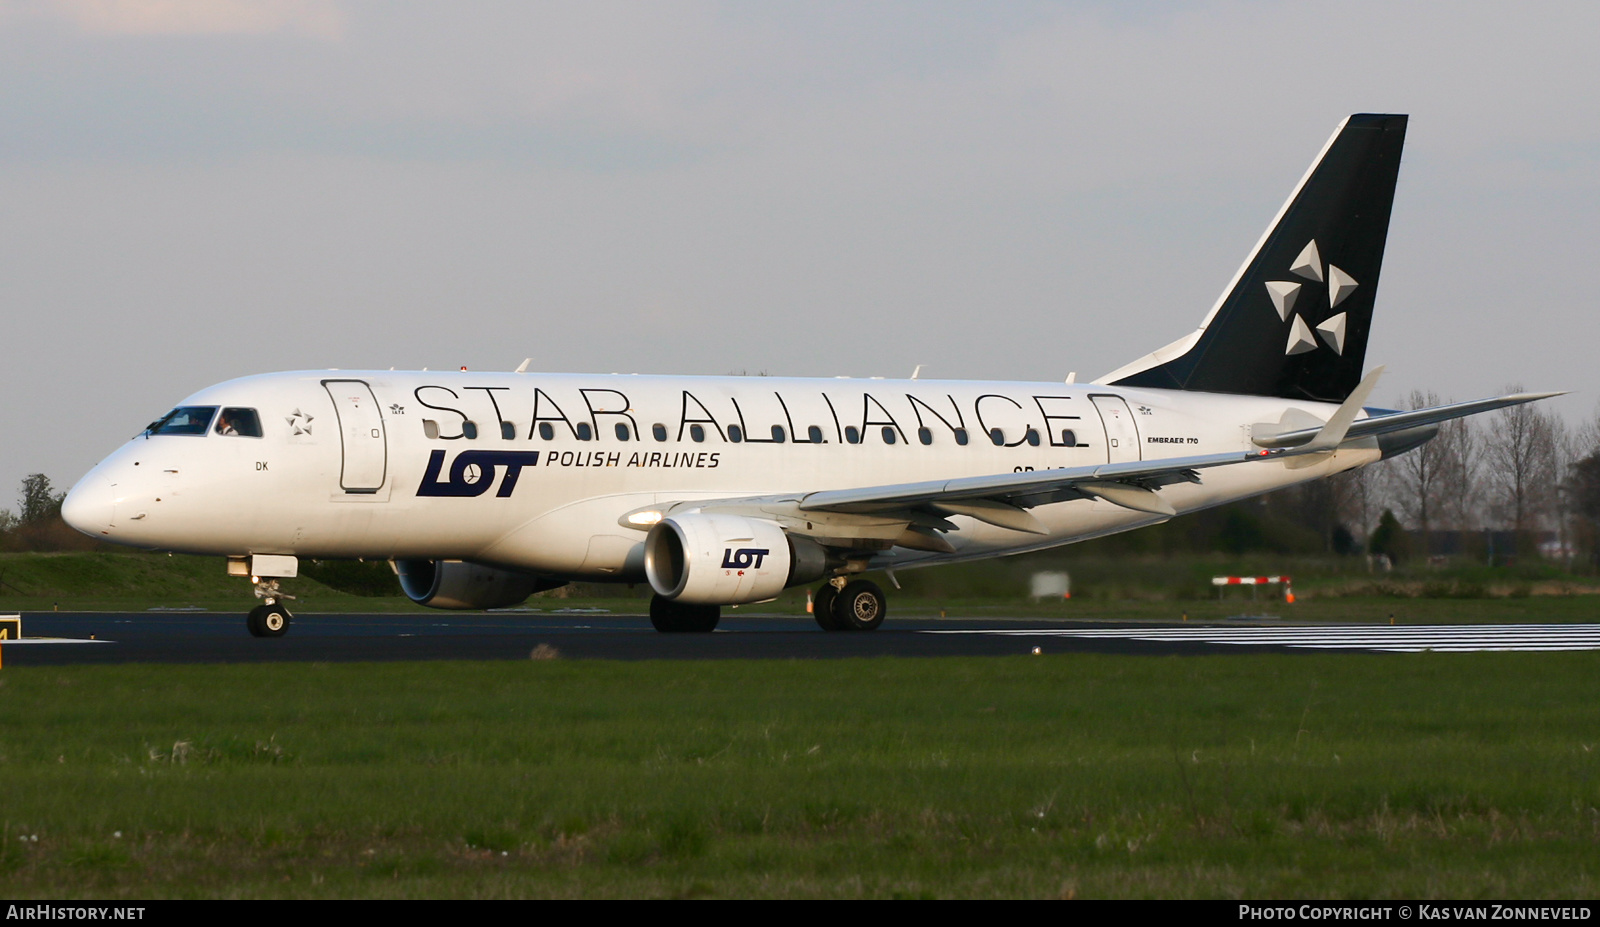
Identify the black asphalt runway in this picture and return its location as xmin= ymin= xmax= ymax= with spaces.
xmin=6 ymin=611 xmax=1600 ymax=665
xmin=0 ymin=610 xmax=1192 ymax=664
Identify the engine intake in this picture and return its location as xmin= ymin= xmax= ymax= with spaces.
xmin=393 ymin=559 xmax=564 ymax=610
xmin=644 ymin=514 xmax=828 ymax=605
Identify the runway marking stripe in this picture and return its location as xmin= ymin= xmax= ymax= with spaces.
xmin=920 ymin=624 xmax=1600 ymax=652
xmin=0 ymin=638 xmax=114 ymax=645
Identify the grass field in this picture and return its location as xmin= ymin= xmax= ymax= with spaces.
xmin=3 ymin=652 xmax=1599 ymax=898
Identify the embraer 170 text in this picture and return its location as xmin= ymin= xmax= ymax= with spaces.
xmin=63 ymin=115 xmax=1558 ymax=637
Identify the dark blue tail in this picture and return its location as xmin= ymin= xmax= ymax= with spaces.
xmin=1107 ymin=114 xmax=1407 ymax=403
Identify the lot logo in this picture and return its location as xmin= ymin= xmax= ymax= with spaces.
xmin=721 ymin=548 xmax=770 ymax=570
xmin=416 ymin=450 xmax=541 ymax=498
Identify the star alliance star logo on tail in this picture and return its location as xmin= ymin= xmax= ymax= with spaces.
xmin=1263 ymin=239 xmax=1356 ymax=356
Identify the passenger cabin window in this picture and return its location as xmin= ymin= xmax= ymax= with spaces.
xmin=1025 ymin=428 xmax=1041 ymax=447
xmin=1061 ymin=429 xmax=1077 ymax=446
xmin=989 ymin=428 xmax=1006 ymax=446
xmin=954 ymin=428 xmax=969 ymax=446
xmin=214 ymin=408 xmax=263 ymax=438
xmin=918 ymin=427 xmax=933 ymax=446
xmin=882 ymin=427 xmax=897 ymax=445
xmin=771 ymin=425 xmax=786 ymax=443
xmin=728 ymin=424 xmax=744 ymax=443
xmin=652 ymin=423 xmax=668 ymax=442
xmin=845 ymin=426 xmax=861 ymax=445
xmin=423 ymin=420 xmax=440 ymax=439
xmin=461 ymin=421 xmax=478 ymax=440
xmin=539 ymin=422 xmax=555 ymax=440
xmin=575 ymin=422 xmax=592 ymax=441
xmin=615 ymin=423 xmax=631 ymax=441
xmin=690 ymin=424 xmax=706 ymax=443
xmin=148 ymin=406 xmax=217 ymax=436
xmin=807 ymin=425 xmax=824 ymax=443
xmin=500 ymin=422 xmax=516 ymax=440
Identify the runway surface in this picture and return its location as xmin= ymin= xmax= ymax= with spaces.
xmin=5 ymin=611 xmax=1600 ymax=665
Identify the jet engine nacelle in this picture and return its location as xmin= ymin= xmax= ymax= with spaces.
xmin=644 ymin=514 xmax=829 ymax=605
xmin=393 ymin=559 xmax=563 ymax=610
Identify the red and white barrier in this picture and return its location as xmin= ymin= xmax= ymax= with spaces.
xmin=1212 ymin=576 xmax=1295 ymax=603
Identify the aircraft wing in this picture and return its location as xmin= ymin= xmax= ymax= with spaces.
xmin=1251 ymin=391 xmax=1564 ymax=449
xmin=794 ymin=448 xmax=1263 ymax=523
xmin=621 ymin=445 xmax=1295 ymax=548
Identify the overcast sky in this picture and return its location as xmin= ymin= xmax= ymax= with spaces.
xmin=2 ymin=0 xmax=1597 ymax=504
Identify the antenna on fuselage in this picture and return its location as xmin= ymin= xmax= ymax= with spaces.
xmin=515 ymin=358 xmax=531 ymax=374
xmin=910 ymin=365 xmax=923 ymax=380
xmin=1065 ymin=372 xmax=1077 ymax=384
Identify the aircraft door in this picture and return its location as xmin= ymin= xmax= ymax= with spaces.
xmin=1091 ymin=395 xmax=1142 ymax=464
xmin=323 ymin=380 xmax=388 ymax=493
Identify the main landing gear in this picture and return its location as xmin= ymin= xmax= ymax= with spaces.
xmin=650 ymin=595 xmax=720 ymax=633
xmin=813 ymin=578 xmax=886 ymax=632
xmin=247 ymin=576 xmax=294 ymax=638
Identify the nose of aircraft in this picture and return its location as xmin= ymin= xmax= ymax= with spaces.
xmin=61 ymin=474 xmax=115 ymax=537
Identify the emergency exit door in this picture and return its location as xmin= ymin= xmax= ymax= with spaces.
xmin=1091 ymin=395 xmax=1142 ymax=464
xmin=323 ymin=380 xmax=388 ymax=492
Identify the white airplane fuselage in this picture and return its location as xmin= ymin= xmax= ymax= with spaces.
xmin=65 ymin=369 xmax=1376 ymax=580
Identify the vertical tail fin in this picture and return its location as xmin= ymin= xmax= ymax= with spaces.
xmin=1103 ymin=114 xmax=1408 ymax=403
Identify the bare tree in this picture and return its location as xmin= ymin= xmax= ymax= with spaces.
xmin=1389 ymin=390 xmax=1451 ymax=553
xmin=1329 ymin=465 xmax=1375 ymax=549
xmin=1576 ymin=404 xmax=1600 ymax=461
xmin=1434 ymin=412 xmax=1481 ymax=532
xmin=1485 ymin=385 xmax=1561 ymax=551
xmin=1551 ymin=414 xmax=1582 ymax=566
xmin=1569 ymin=416 xmax=1600 ymax=568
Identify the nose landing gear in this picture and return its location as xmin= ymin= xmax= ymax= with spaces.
xmin=246 ymin=575 xmax=295 ymax=638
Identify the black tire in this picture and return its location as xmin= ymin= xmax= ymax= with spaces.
xmin=812 ymin=584 xmax=844 ymax=631
xmin=260 ymin=604 xmax=291 ymax=637
xmin=649 ymin=595 xmax=720 ymax=633
xmin=833 ymin=580 xmax=886 ymax=631
xmin=248 ymin=603 xmax=292 ymax=638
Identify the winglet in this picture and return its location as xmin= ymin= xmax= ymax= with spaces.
xmin=1301 ymin=365 xmax=1384 ymax=452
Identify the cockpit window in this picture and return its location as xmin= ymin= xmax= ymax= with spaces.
xmin=215 ymin=408 xmax=263 ymax=438
xmin=147 ymin=406 xmax=217 ymax=436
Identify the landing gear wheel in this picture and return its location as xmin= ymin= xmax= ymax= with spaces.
xmin=812 ymin=584 xmax=844 ymax=631
xmin=649 ymin=595 xmax=720 ymax=633
xmin=247 ymin=603 xmax=292 ymax=638
xmin=832 ymin=580 xmax=886 ymax=631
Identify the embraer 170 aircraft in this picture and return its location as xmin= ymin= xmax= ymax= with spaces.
xmin=62 ymin=114 xmax=1557 ymax=637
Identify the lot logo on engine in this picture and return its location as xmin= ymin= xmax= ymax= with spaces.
xmin=416 ymin=450 xmax=541 ymax=498
xmin=721 ymin=548 xmax=770 ymax=570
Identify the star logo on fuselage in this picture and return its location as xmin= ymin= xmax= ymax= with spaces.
xmin=286 ymin=409 xmax=314 ymax=435
xmin=1263 ymin=239 xmax=1356 ymax=356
